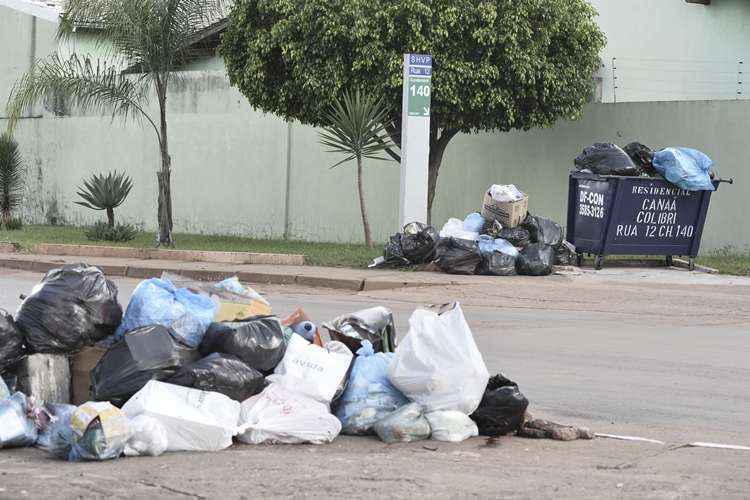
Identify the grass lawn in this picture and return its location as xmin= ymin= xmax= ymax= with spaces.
xmin=0 ymin=225 xmax=383 ymax=268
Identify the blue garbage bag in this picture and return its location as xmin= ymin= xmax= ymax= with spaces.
xmin=477 ymin=235 xmax=519 ymax=257
xmin=334 ymin=340 xmax=408 ymax=435
xmin=463 ymin=212 xmax=487 ymax=233
xmin=0 ymin=393 xmax=38 ymax=448
xmin=114 ymin=278 xmax=217 ymax=348
xmin=652 ymin=147 xmax=715 ymax=191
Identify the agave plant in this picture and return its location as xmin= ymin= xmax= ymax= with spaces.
xmin=76 ymin=171 xmax=133 ymax=228
xmin=0 ymin=134 xmax=24 ymax=228
xmin=318 ymin=89 xmax=395 ymax=248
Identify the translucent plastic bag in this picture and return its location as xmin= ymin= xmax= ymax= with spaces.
xmin=124 ymin=415 xmax=169 ymax=457
xmin=425 ymin=411 xmax=479 ymax=442
xmin=237 ymin=383 xmax=341 ymax=445
xmin=267 ymin=335 xmax=353 ymax=405
xmin=652 ymin=147 xmax=715 ymax=191
xmin=334 ymin=341 xmax=408 ymax=435
xmin=439 ymin=218 xmax=479 ymax=241
xmin=0 ymin=393 xmax=37 ymax=448
xmin=373 ymin=403 xmax=431 ymax=444
xmin=463 ymin=212 xmax=487 ymax=233
xmin=388 ymin=303 xmax=489 ymax=414
xmin=114 ymin=278 xmax=217 ymax=347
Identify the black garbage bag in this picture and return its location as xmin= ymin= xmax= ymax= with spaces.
xmin=434 ymin=238 xmax=482 ymax=275
xmin=380 ymin=234 xmax=410 ymax=267
xmin=0 ymin=309 xmax=25 ymax=373
xmin=400 ymin=222 xmax=439 ymax=264
xmin=498 ymin=227 xmax=531 ymax=248
xmin=477 ymin=252 xmax=517 ymax=276
xmin=200 ymin=316 xmax=286 ymax=373
xmin=520 ymin=214 xmax=563 ymax=247
xmin=470 ymin=374 xmax=529 ymax=436
xmin=167 ymin=353 xmax=264 ymax=402
xmin=91 ymin=324 xmax=200 ymax=407
xmin=574 ymin=143 xmax=639 ymax=176
xmin=15 ymin=263 xmax=122 ymax=354
xmin=554 ymin=241 xmax=577 ymax=266
xmin=516 ymin=243 xmax=555 ymax=276
xmin=623 ymin=142 xmax=655 ymax=172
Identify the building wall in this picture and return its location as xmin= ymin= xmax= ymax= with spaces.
xmin=10 ymin=71 xmax=749 ymax=253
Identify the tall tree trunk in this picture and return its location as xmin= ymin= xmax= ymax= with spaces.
xmin=106 ymin=207 xmax=114 ymax=228
xmin=156 ymin=82 xmax=174 ymax=247
xmin=356 ymin=154 xmax=373 ymax=248
xmin=427 ymin=127 xmax=459 ymax=225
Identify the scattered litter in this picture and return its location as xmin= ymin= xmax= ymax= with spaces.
xmin=683 ymin=442 xmax=750 ymax=451
xmin=519 ymin=418 xmax=593 ymax=441
xmin=373 ymin=403 xmax=431 ymax=444
xmin=425 ymin=411 xmax=478 ymax=443
xmin=114 ymin=277 xmax=217 ymax=348
xmin=268 ymin=335 xmax=353 ymax=405
xmin=122 ymin=380 xmax=240 ymax=452
xmin=124 ymin=415 xmax=169 ymax=457
xmin=237 ymin=383 xmax=341 ymax=445
xmin=389 ymin=303 xmax=489 ymax=414
xmin=167 ymin=352 xmax=264 ymax=402
xmin=91 ymin=324 xmax=200 ymax=407
xmin=200 ymin=316 xmax=286 ymax=373
xmin=470 ymin=374 xmax=528 ymax=437
xmin=595 ymin=433 xmax=665 ymax=445
xmin=323 ymin=306 xmax=396 ymax=353
xmin=15 ymin=263 xmax=123 ymax=354
xmin=334 ymin=340 xmax=408 ymax=435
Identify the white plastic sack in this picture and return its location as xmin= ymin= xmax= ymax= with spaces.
xmin=122 ymin=380 xmax=240 ymax=452
xmin=388 ymin=303 xmax=490 ymax=414
xmin=425 ymin=411 xmax=479 ymax=442
xmin=489 ymin=184 xmax=525 ymax=203
xmin=439 ymin=218 xmax=479 ymax=241
xmin=237 ymin=383 xmax=341 ymax=445
xmin=124 ymin=415 xmax=169 ymax=457
xmin=267 ymin=335 xmax=353 ymax=404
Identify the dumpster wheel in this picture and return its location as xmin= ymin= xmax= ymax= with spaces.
xmin=594 ymin=255 xmax=604 ymax=270
xmin=576 ymin=253 xmax=584 ymax=267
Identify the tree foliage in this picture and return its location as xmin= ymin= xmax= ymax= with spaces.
xmin=0 ymin=135 xmax=24 ymax=227
xmin=76 ymin=171 xmax=134 ymax=227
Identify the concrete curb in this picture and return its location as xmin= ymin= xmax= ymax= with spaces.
xmin=31 ymin=243 xmax=305 ymax=266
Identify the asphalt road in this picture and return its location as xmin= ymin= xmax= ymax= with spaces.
xmin=1 ymin=268 xmax=749 ymax=499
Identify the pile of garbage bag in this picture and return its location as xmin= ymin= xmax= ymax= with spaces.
xmin=1 ymin=265 xmax=593 ymax=462
xmin=574 ymin=141 xmax=717 ymax=192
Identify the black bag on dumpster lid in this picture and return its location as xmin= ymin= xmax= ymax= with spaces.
xmin=0 ymin=309 xmax=25 ymax=373
xmin=520 ymin=214 xmax=563 ymax=247
xmin=200 ymin=316 xmax=286 ymax=373
xmin=497 ymin=227 xmax=531 ymax=248
xmin=516 ymin=243 xmax=555 ymax=276
xmin=574 ymin=143 xmax=638 ymax=176
xmin=91 ymin=324 xmax=199 ymax=406
xmin=470 ymin=374 xmax=529 ymax=436
xmin=15 ymin=263 xmax=122 ymax=354
xmin=623 ymin=142 xmax=654 ymax=171
xmin=477 ymin=252 xmax=517 ymax=276
xmin=400 ymin=222 xmax=438 ymax=264
xmin=167 ymin=352 xmax=264 ymax=402
xmin=435 ymin=238 xmax=482 ymax=275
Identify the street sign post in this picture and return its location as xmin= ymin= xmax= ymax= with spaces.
xmin=399 ymin=54 xmax=432 ymax=227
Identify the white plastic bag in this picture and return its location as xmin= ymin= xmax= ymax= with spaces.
xmin=267 ymin=335 xmax=353 ymax=404
xmin=237 ymin=383 xmax=341 ymax=444
xmin=124 ymin=415 xmax=169 ymax=457
xmin=439 ymin=218 xmax=479 ymax=241
xmin=489 ymin=184 xmax=525 ymax=203
xmin=425 ymin=411 xmax=479 ymax=442
xmin=122 ymin=380 xmax=240 ymax=452
xmin=388 ymin=303 xmax=489 ymax=414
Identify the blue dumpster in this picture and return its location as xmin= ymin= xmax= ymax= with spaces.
xmin=566 ymin=172 xmax=728 ymax=270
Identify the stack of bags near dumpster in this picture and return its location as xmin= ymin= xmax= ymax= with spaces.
xmin=373 ymin=184 xmax=576 ymax=276
xmin=1 ymin=263 xmax=571 ymax=462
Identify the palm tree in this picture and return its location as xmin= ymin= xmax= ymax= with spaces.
xmin=76 ymin=171 xmax=134 ymax=228
xmin=318 ymin=89 xmax=394 ymax=248
xmin=5 ymin=0 xmax=229 ymax=247
xmin=0 ymin=134 xmax=24 ymax=228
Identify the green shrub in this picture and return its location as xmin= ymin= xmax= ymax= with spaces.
xmin=85 ymin=221 xmax=137 ymax=242
xmin=4 ymin=217 xmax=23 ymax=230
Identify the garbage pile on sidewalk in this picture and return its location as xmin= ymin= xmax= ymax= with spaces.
xmin=574 ymin=142 xmax=718 ymax=191
xmin=0 ymin=264 xmax=592 ymax=461
xmin=372 ymin=184 xmax=576 ymax=276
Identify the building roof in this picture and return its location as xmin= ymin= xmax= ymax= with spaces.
xmin=0 ymin=0 xmax=64 ymax=22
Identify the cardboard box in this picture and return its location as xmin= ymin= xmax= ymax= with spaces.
xmin=481 ymin=190 xmax=528 ymax=228
xmin=71 ymin=346 xmax=106 ymax=405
